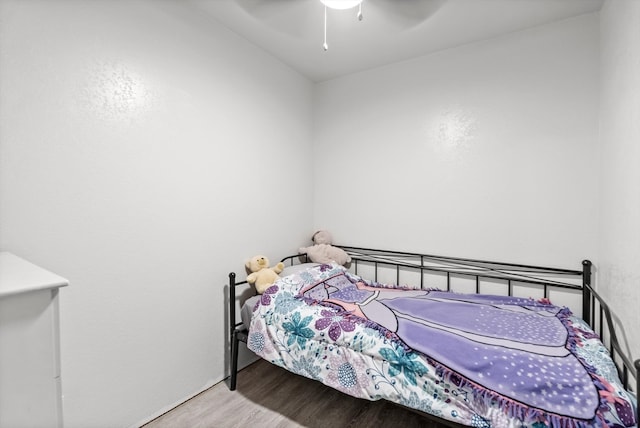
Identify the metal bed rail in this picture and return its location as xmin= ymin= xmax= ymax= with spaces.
xmin=581 ymin=262 xmax=638 ymax=394
xmin=228 ymin=247 xmax=638 ymax=414
xmin=338 ymin=246 xmax=638 ymax=398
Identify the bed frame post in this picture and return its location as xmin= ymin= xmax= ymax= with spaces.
xmin=581 ymin=260 xmax=592 ymax=326
xmin=636 ymin=359 xmax=640 ymax=399
xmin=229 ymin=272 xmax=239 ymax=391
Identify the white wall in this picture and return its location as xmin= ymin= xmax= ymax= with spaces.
xmin=2 ymin=1 xmax=637 ymax=426
xmin=313 ymin=14 xmax=600 ymax=269
xmin=598 ymin=0 xmax=640 ymax=360
xmin=0 ymin=1 xmax=313 ymax=427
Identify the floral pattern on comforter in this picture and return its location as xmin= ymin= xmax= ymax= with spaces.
xmin=247 ymin=264 xmax=637 ymax=428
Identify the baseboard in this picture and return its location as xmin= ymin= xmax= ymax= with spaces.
xmin=131 ymin=378 xmax=218 ymax=428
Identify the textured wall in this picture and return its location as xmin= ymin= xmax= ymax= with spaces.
xmin=598 ymin=0 xmax=640 ymax=361
xmin=0 ymin=1 xmax=313 ymax=426
xmin=313 ymin=14 xmax=600 ymax=269
xmin=3 ymin=1 xmax=637 ymax=426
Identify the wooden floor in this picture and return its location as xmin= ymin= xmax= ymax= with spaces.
xmin=143 ymin=359 xmax=449 ymax=428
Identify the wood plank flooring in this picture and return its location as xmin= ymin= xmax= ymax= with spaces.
xmin=142 ymin=359 xmax=449 ymax=428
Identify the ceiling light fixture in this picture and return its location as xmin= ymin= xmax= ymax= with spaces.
xmin=320 ymin=0 xmax=363 ymax=10
xmin=320 ymin=0 xmax=364 ymax=51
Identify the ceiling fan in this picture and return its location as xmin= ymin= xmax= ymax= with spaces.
xmin=235 ymin=0 xmax=444 ymax=50
xmin=320 ymin=0 xmax=364 ymax=50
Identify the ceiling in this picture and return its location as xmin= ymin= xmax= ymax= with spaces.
xmin=193 ymin=0 xmax=603 ymax=82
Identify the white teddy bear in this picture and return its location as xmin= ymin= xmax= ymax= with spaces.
xmin=298 ymin=230 xmax=351 ymax=266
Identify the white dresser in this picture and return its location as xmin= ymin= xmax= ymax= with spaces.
xmin=0 ymin=252 xmax=68 ymax=428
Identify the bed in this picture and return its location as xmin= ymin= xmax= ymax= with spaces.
xmin=227 ymin=246 xmax=639 ymax=427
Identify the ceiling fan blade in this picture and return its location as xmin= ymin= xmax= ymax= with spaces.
xmin=235 ymin=0 xmax=320 ymax=38
xmin=236 ymin=0 xmax=305 ymax=15
xmin=367 ymin=0 xmax=445 ymax=28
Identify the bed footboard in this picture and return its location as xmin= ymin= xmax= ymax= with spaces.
xmin=228 ymin=272 xmax=247 ymax=391
xmin=227 ymin=255 xmax=308 ymax=390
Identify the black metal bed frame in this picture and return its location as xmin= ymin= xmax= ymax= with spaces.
xmin=227 ymin=246 xmax=639 ymax=422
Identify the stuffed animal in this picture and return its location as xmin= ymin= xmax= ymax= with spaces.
xmin=246 ymin=255 xmax=285 ymax=294
xmin=299 ymin=230 xmax=351 ymax=266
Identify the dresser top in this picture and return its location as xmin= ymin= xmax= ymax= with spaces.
xmin=0 ymin=252 xmax=69 ymax=298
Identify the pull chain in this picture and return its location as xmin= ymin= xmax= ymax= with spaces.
xmin=323 ymin=5 xmax=328 ymax=50
xmin=358 ymin=2 xmax=363 ymax=20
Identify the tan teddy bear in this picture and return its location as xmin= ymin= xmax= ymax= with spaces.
xmin=299 ymin=230 xmax=351 ymax=266
xmin=245 ymin=255 xmax=285 ymax=294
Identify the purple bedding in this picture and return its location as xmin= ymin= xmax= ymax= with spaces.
xmin=249 ymin=264 xmax=637 ymax=427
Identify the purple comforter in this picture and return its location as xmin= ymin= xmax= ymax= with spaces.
xmin=300 ymin=272 xmax=601 ymax=422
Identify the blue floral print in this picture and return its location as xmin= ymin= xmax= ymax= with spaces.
xmin=282 ymin=311 xmax=315 ymax=349
xmin=379 ymin=345 xmax=428 ymax=386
